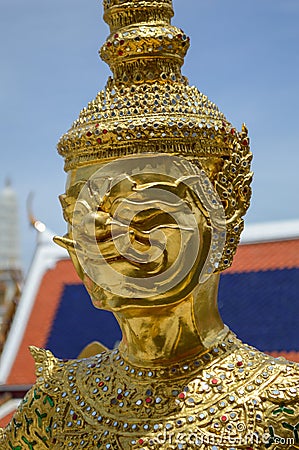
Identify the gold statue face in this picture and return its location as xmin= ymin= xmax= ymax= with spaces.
xmin=55 ymin=155 xmax=226 ymax=312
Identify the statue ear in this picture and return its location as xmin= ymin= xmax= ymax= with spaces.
xmin=201 ymin=128 xmax=253 ymax=272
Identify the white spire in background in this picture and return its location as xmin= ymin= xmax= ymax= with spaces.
xmin=0 ymin=180 xmax=22 ymax=271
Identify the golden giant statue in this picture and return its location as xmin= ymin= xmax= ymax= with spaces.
xmin=1 ymin=1 xmax=298 ymax=449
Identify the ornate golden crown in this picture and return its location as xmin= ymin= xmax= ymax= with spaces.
xmin=57 ymin=0 xmax=253 ymax=270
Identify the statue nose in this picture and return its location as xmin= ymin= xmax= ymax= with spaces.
xmin=82 ymin=211 xmax=112 ymax=240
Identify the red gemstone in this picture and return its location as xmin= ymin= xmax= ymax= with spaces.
xmin=118 ymin=50 xmax=124 ymax=56
xmin=97 ymin=138 xmax=102 ymax=144
xmin=103 ymin=129 xmax=108 ymax=134
xmin=231 ymin=128 xmax=235 ymax=135
xmin=237 ymin=361 xmax=243 ymax=367
xmin=120 ymin=40 xmax=125 ymax=45
xmin=177 ymin=34 xmax=182 ymax=39
xmin=98 ymin=381 xmax=104 ymax=387
xmin=242 ymin=139 xmax=248 ymax=146
xmin=114 ymin=33 xmax=119 ymax=38
xmin=221 ymin=415 xmax=227 ymax=422
xmin=178 ymin=393 xmax=185 ymax=399
xmin=211 ymin=378 xmax=218 ymax=385
xmin=95 ymin=123 xmax=99 ymax=128
xmin=145 ymin=397 xmax=152 ymax=403
xmin=138 ymin=439 xmax=144 ymax=445
xmin=107 ymin=42 xmax=112 ymax=47
xmin=86 ymin=131 xmax=92 ymax=137
xmin=73 ymin=413 xmax=78 ymax=420
xmin=117 ymin=394 xmax=123 ymax=400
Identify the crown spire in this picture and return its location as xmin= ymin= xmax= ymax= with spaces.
xmin=100 ymin=0 xmax=189 ymax=86
xmin=103 ymin=0 xmax=174 ymax=31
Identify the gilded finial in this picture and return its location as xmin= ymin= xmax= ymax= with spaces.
xmin=100 ymin=0 xmax=188 ymax=86
xmin=103 ymin=0 xmax=174 ymax=32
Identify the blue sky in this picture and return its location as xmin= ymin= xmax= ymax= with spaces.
xmin=1 ymin=0 xmax=299 ymax=270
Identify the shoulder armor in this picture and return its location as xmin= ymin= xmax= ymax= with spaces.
xmin=29 ymin=346 xmax=66 ymax=396
xmin=29 ymin=346 xmax=58 ymax=377
xmin=262 ymin=359 xmax=299 ymax=403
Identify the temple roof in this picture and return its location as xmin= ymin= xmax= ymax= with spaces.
xmin=0 ymin=226 xmax=69 ymax=386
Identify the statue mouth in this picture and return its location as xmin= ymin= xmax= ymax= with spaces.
xmin=74 ymin=224 xmax=185 ymax=276
xmin=55 ymin=218 xmax=195 ymax=282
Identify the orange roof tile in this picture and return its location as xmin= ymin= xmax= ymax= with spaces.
xmin=227 ymin=239 xmax=299 ymax=273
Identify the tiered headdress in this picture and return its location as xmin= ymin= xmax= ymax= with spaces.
xmin=57 ymin=0 xmax=253 ymax=270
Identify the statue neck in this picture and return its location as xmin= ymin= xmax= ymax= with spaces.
xmin=115 ymin=274 xmax=226 ymax=367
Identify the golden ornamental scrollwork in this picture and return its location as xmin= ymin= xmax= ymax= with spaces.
xmin=1 ymin=334 xmax=298 ymax=449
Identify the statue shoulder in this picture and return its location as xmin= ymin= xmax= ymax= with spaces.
xmin=29 ymin=345 xmax=59 ymax=376
xmin=29 ymin=346 xmax=109 ymax=394
xmin=29 ymin=345 xmax=67 ymax=395
xmin=0 ymin=348 xmax=111 ymax=448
